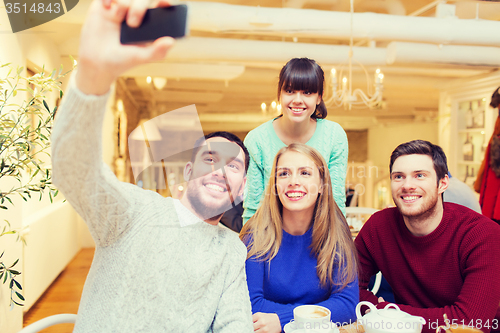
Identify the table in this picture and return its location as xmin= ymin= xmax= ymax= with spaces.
xmin=340 ymin=323 xmax=365 ymax=333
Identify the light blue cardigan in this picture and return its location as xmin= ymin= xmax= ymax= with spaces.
xmin=242 ymin=118 xmax=348 ymax=223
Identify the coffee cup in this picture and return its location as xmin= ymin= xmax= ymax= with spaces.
xmin=292 ymin=305 xmax=331 ymax=332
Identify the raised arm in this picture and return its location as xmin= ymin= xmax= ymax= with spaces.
xmin=51 ymin=0 xmax=174 ymax=246
xmin=75 ymin=0 xmax=173 ymax=96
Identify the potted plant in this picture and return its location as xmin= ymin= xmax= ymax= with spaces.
xmin=0 ymin=62 xmax=69 ymax=309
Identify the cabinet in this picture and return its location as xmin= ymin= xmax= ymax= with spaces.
xmin=456 ymin=97 xmax=490 ymax=188
xmin=440 ymin=75 xmax=500 ymax=192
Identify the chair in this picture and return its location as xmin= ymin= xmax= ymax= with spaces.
xmin=370 ymin=271 xmax=382 ymax=294
xmin=19 ymin=314 xmax=77 ymax=333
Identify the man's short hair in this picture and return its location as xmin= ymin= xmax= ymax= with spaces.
xmin=191 ymin=131 xmax=250 ymax=172
xmin=389 ymin=140 xmax=448 ymax=184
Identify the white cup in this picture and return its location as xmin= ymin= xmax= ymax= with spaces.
xmin=291 ymin=305 xmax=331 ymax=332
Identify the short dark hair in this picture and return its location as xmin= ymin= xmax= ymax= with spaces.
xmin=389 ymin=140 xmax=448 ymax=184
xmin=277 ymin=58 xmax=327 ymax=119
xmin=491 ymin=86 xmax=500 ymax=110
xmin=191 ymin=131 xmax=249 ymax=172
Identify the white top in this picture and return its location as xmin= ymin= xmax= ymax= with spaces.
xmin=51 ymin=75 xmax=253 ymax=332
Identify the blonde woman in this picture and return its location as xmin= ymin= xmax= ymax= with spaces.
xmin=240 ymin=143 xmax=358 ymax=333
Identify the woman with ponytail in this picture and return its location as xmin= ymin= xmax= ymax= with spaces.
xmin=243 ymin=58 xmax=348 ymax=224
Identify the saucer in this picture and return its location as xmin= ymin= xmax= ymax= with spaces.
xmin=283 ymin=322 xmax=339 ymax=333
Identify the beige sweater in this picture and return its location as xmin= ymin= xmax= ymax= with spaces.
xmin=51 ymin=76 xmax=253 ymax=332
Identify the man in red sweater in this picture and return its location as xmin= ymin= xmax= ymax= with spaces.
xmin=355 ymin=140 xmax=500 ymax=333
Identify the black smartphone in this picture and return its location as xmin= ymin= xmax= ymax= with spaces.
xmin=120 ymin=5 xmax=188 ymax=44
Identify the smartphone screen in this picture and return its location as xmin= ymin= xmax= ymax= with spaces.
xmin=120 ymin=5 xmax=188 ymax=44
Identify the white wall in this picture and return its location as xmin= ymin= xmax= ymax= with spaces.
xmin=22 ymin=202 xmax=81 ymax=310
xmin=367 ymin=121 xmax=438 ymax=208
xmin=368 ymin=121 xmax=439 ymax=169
xmin=0 ymin=12 xmax=105 ymax=332
xmin=0 ymin=12 xmax=29 ymax=333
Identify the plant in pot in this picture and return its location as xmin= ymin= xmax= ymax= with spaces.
xmin=0 ymin=63 xmax=69 ymax=309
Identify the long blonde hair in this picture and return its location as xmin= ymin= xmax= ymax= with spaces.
xmin=240 ymin=143 xmax=357 ymax=290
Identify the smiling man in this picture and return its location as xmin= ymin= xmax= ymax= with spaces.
xmin=50 ymin=0 xmax=253 ymax=332
xmin=355 ymin=140 xmax=500 ymax=333
xmin=181 ymin=133 xmax=248 ymax=223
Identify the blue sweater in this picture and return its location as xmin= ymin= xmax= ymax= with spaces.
xmin=245 ymin=228 xmax=358 ymax=330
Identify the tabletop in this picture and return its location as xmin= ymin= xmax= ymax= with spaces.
xmin=339 ymin=323 xmax=365 ymax=333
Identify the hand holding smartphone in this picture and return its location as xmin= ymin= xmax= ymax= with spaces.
xmin=120 ymin=5 xmax=188 ymax=44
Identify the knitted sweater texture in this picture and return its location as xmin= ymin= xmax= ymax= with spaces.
xmin=242 ymin=118 xmax=348 ymax=223
xmin=355 ymin=203 xmax=500 ymax=333
xmin=51 ymin=77 xmax=253 ymax=333
xmin=245 ymin=228 xmax=358 ymax=330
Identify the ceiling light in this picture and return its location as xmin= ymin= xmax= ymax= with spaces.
xmin=152 ymin=77 xmax=167 ymax=90
xmin=117 ymin=99 xmax=124 ymax=112
xmin=324 ymin=0 xmax=384 ymax=110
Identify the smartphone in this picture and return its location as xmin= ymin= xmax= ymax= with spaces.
xmin=120 ymin=5 xmax=188 ymax=44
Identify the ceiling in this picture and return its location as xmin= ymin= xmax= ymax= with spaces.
xmin=35 ymin=0 xmax=500 ymax=131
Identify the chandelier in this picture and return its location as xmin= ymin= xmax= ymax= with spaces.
xmin=324 ymin=0 xmax=384 ymax=110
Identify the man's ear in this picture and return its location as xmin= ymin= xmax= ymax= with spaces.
xmin=183 ymin=162 xmax=193 ymax=182
xmin=438 ymin=174 xmax=449 ymax=195
xmin=237 ymin=176 xmax=247 ymax=198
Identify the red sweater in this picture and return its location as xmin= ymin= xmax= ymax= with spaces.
xmin=355 ymin=203 xmax=500 ymax=333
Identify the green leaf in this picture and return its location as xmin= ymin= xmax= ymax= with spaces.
xmin=12 ymin=300 xmax=23 ymax=306
xmin=9 ymin=259 xmax=19 ymax=268
xmin=13 ymin=279 xmax=22 ymax=290
xmin=43 ymin=100 xmax=50 ymax=112
xmin=9 ymin=270 xmax=20 ymax=275
xmin=15 ymin=291 xmax=25 ymax=301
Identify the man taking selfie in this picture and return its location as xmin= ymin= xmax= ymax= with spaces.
xmin=51 ymin=0 xmax=253 ymax=331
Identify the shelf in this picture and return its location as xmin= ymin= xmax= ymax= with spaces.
xmin=458 ymin=128 xmax=486 ymax=134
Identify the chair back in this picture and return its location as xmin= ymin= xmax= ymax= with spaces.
xmin=19 ymin=314 xmax=77 ymax=333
